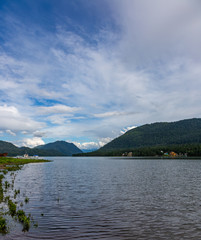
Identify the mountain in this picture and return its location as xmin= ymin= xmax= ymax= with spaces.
xmin=77 ymin=118 xmax=201 ymax=156
xmin=0 ymin=140 xmax=82 ymax=156
xmin=0 ymin=140 xmax=20 ymax=156
xmin=81 ymin=148 xmax=98 ymax=153
xmin=35 ymin=141 xmax=82 ymax=156
xmin=101 ymin=118 xmax=201 ymax=150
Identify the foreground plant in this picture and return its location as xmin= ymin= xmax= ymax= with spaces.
xmin=0 ymin=216 xmax=8 ymax=234
xmin=17 ymin=210 xmax=30 ymax=232
xmin=0 ymin=174 xmax=4 ymax=202
xmin=0 ymin=157 xmax=50 ymax=234
xmin=8 ymin=199 xmax=17 ymax=216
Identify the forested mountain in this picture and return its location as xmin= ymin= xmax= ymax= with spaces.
xmin=100 ymin=118 xmax=201 ymax=150
xmin=35 ymin=141 xmax=82 ymax=156
xmin=77 ymin=118 xmax=201 ymax=156
xmin=0 ymin=140 xmax=82 ymax=156
xmin=3 ymin=118 xmax=201 ymax=157
xmin=0 ymin=140 xmax=20 ymax=156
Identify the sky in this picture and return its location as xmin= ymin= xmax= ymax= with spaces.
xmin=0 ymin=0 xmax=201 ymax=150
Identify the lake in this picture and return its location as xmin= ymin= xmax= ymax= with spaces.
xmin=3 ymin=157 xmax=201 ymax=239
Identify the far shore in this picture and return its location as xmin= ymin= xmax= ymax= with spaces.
xmin=74 ymin=155 xmax=201 ymax=159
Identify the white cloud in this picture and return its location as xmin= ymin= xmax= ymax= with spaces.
xmin=20 ymin=137 xmax=45 ymax=148
xmin=73 ymin=137 xmax=112 ymax=150
xmin=6 ymin=129 xmax=16 ymax=136
xmin=0 ymin=105 xmax=44 ymax=133
xmin=94 ymin=111 xmax=125 ymax=118
xmin=98 ymin=137 xmax=113 ymax=147
xmin=21 ymin=131 xmax=28 ymax=135
xmin=33 ymin=131 xmax=47 ymax=138
xmin=73 ymin=141 xmax=99 ymax=150
xmin=111 ymin=0 xmax=201 ymax=67
xmin=120 ymin=126 xmax=137 ymax=135
xmin=94 ymin=111 xmax=138 ymax=119
xmin=37 ymin=105 xmax=81 ymax=115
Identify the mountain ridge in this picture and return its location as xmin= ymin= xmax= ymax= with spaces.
xmin=100 ymin=118 xmax=201 ymax=150
xmin=77 ymin=118 xmax=201 ymax=156
xmin=0 ymin=140 xmax=82 ymax=156
xmin=35 ymin=140 xmax=82 ymax=156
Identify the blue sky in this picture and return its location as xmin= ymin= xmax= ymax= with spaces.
xmin=0 ymin=0 xmax=201 ymax=149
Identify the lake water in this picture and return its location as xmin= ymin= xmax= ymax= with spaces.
xmin=3 ymin=157 xmax=201 ymax=239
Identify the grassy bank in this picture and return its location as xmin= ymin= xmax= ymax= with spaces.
xmin=0 ymin=157 xmax=50 ymax=170
xmin=0 ymin=157 xmax=50 ymax=234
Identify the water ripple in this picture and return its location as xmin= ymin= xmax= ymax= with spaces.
xmin=3 ymin=157 xmax=201 ymax=239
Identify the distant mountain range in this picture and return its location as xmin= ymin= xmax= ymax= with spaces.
xmin=3 ymin=118 xmax=201 ymax=157
xmin=76 ymin=118 xmax=201 ymax=156
xmin=0 ymin=140 xmax=82 ymax=156
xmin=81 ymin=148 xmax=98 ymax=153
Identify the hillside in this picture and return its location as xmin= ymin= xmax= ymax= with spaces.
xmin=78 ymin=118 xmax=201 ymax=156
xmin=0 ymin=140 xmax=82 ymax=156
xmin=35 ymin=141 xmax=82 ymax=156
xmin=0 ymin=140 xmax=20 ymax=156
xmin=102 ymin=118 xmax=201 ymax=150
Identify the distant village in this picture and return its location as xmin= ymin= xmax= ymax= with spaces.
xmin=162 ymin=151 xmax=188 ymax=158
xmin=122 ymin=151 xmax=188 ymax=158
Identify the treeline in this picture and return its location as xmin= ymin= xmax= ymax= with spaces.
xmin=74 ymin=143 xmax=201 ymax=157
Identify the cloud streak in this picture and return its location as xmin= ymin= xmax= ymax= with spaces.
xmin=37 ymin=105 xmax=81 ymax=115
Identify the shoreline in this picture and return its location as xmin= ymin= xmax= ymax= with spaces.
xmin=0 ymin=157 xmax=51 ymax=170
xmin=74 ymin=155 xmax=201 ymax=160
xmin=0 ymin=157 xmax=51 ymax=234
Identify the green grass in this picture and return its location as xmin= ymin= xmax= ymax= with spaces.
xmin=0 ymin=157 xmax=50 ymax=171
xmin=0 ymin=157 xmax=50 ymax=165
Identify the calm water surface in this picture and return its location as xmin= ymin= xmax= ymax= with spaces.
xmin=3 ymin=157 xmax=201 ymax=239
